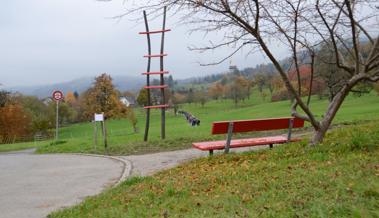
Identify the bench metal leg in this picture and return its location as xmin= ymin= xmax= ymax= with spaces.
xmin=225 ymin=122 xmax=234 ymax=154
xmin=209 ymin=150 xmax=214 ymax=156
xmin=269 ymin=144 xmax=273 ymax=149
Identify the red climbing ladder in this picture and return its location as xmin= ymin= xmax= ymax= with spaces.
xmin=140 ymin=7 xmax=170 ymax=141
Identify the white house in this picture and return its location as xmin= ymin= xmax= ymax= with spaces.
xmin=119 ymin=96 xmax=136 ymax=107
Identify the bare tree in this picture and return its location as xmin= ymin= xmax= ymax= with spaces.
xmin=116 ymin=0 xmax=379 ymax=145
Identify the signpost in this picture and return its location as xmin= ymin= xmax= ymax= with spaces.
xmin=94 ymin=113 xmax=107 ymax=151
xmin=52 ymin=90 xmax=63 ymax=141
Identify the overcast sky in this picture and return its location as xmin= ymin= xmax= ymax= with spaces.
xmin=0 ymin=0 xmax=289 ymax=87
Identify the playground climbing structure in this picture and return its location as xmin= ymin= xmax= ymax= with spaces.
xmin=139 ymin=7 xmax=170 ymax=141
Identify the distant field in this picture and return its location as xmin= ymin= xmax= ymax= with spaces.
xmin=2 ymin=91 xmax=378 ymax=154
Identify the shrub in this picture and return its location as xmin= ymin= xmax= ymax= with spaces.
xmin=271 ymin=89 xmax=289 ymax=102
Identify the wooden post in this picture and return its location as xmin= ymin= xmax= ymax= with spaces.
xmin=225 ymin=122 xmax=234 ymax=154
xmin=94 ymin=120 xmax=97 ymax=150
xmin=102 ymin=114 xmax=108 ymax=150
xmin=160 ymin=6 xmax=167 ymax=140
xmin=143 ymin=10 xmax=151 ymax=142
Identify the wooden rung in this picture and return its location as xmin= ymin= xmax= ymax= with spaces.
xmin=144 ymin=104 xmax=169 ymax=109
xmin=144 ymin=54 xmax=167 ymax=58
xmin=139 ymin=29 xmax=171 ymax=35
xmin=144 ymin=85 xmax=168 ymax=89
xmin=142 ymin=71 xmax=169 ymax=75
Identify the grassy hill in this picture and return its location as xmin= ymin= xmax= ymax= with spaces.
xmin=33 ymin=91 xmax=379 ymax=155
xmin=48 ymin=120 xmax=379 ymax=217
xmin=1 ymin=91 xmax=378 ymax=154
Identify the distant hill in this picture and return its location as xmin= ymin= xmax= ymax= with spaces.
xmin=5 ymin=57 xmax=293 ymax=98
xmin=7 ymin=75 xmax=145 ymax=98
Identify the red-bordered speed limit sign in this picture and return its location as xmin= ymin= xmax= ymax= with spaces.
xmin=52 ymin=90 xmax=64 ymax=101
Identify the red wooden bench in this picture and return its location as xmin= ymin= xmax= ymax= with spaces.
xmin=193 ymin=117 xmax=305 ymax=156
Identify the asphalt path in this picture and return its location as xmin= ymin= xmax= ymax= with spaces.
xmin=0 ymin=149 xmax=124 ymax=218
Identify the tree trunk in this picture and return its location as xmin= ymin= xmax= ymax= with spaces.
xmin=310 ymin=74 xmax=364 ymax=144
xmin=311 ymin=126 xmax=328 ymax=145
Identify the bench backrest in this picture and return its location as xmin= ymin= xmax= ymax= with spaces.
xmin=211 ymin=117 xmax=304 ymax=135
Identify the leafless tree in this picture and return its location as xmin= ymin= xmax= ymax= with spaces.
xmin=116 ymin=0 xmax=379 ymax=145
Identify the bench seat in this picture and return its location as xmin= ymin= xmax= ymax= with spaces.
xmin=193 ymin=135 xmax=301 ymax=151
xmin=193 ymin=117 xmax=304 ymax=155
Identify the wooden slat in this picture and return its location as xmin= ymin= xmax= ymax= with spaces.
xmin=143 ymin=54 xmax=167 ymax=58
xmin=144 ymin=85 xmax=168 ymax=89
xmin=211 ymin=117 xmax=304 ymax=135
xmin=142 ymin=71 xmax=169 ymax=75
xmin=193 ymin=136 xmax=302 ymax=151
xmin=144 ymin=104 xmax=169 ymax=109
xmin=139 ymin=29 xmax=171 ymax=34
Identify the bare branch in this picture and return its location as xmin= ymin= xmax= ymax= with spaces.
xmin=344 ymin=0 xmax=360 ymax=74
xmin=199 ymin=42 xmax=249 ymax=66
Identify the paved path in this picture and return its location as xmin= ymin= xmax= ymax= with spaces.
xmin=121 ymin=146 xmax=269 ymax=176
xmin=0 ymin=150 xmax=125 ymax=218
xmin=0 ymin=142 xmax=288 ymax=218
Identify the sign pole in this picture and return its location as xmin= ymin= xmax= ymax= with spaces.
xmin=52 ymin=90 xmax=63 ymax=142
xmin=55 ymin=100 xmax=59 ymax=141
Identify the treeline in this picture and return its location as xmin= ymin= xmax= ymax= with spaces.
xmin=136 ymin=64 xmax=379 ymax=110
xmin=153 ymin=40 xmax=379 ymax=107
xmin=0 ymin=74 xmax=137 ymax=144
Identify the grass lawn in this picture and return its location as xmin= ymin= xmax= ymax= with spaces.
xmin=38 ymin=92 xmax=379 ymax=155
xmin=48 ymin=121 xmax=379 ymax=217
xmin=2 ymin=91 xmax=378 ymax=154
xmin=0 ymin=141 xmax=50 ymax=153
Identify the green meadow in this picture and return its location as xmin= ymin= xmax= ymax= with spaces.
xmin=1 ymin=91 xmax=378 ymax=155
xmin=39 ymin=91 xmax=379 ymax=155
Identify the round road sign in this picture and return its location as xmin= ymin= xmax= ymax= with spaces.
xmin=52 ymin=90 xmax=64 ymax=101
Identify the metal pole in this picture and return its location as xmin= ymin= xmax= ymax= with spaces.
xmin=225 ymin=122 xmax=234 ymax=154
xmin=55 ymin=100 xmax=59 ymax=141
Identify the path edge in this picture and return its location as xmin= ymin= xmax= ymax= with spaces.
xmin=71 ymin=153 xmax=132 ymax=186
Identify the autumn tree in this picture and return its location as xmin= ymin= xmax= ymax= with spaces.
xmin=208 ymin=82 xmax=225 ymax=100
xmin=137 ymin=88 xmax=148 ymax=106
xmin=237 ymin=76 xmax=252 ymax=100
xmin=171 ymin=92 xmax=186 ymax=105
xmin=122 ymin=1 xmax=379 ymax=145
xmin=253 ymin=73 xmax=267 ymax=94
xmin=81 ymin=73 xmax=128 ymax=120
xmin=194 ymin=90 xmax=208 ymax=107
xmin=65 ymin=91 xmax=77 ymax=106
xmin=17 ymin=95 xmax=51 ymax=134
xmin=226 ymin=76 xmax=248 ymax=106
xmin=0 ymin=101 xmax=32 ymax=143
